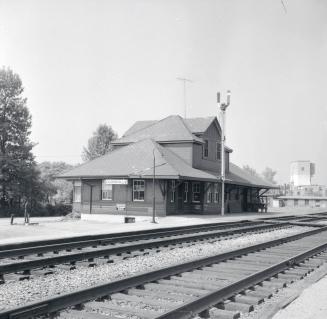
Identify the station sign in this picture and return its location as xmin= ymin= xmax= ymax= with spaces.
xmin=103 ymin=179 xmax=128 ymax=185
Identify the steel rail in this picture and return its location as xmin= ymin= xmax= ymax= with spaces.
xmin=0 ymin=221 xmax=267 ymax=259
xmin=1 ymin=226 xmax=326 ymax=319
xmin=0 ymin=220 xmax=258 ymax=252
xmin=0 ymin=223 xmax=285 ymax=275
xmin=155 ymin=240 xmax=327 ymax=319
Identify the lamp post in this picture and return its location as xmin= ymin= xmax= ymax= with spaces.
xmin=217 ymin=90 xmax=231 ymax=216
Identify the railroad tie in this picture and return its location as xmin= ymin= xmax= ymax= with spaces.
xmin=232 ymin=294 xmax=264 ymax=305
xmin=201 ymin=267 xmax=253 ymax=278
xmin=127 ymin=287 xmax=193 ymax=302
xmin=157 ymin=278 xmax=218 ymax=291
xmin=244 ymin=288 xmax=273 ymax=300
xmin=144 ymin=282 xmax=209 ymax=296
xmin=283 ymin=267 xmax=311 ymax=276
xmin=252 ymin=285 xmax=277 ymax=296
xmin=260 ymin=279 xmax=287 ymax=290
xmin=110 ymin=292 xmax=179 ymax=308
xmin=58 ymin=309 xmax=116 ymax=319
xmin=216 ymin=300 xmax=254 ymax=313
xmin=180 ymin=270 xmax=234 ymax=284
xmin=30 ymin=268 xmax=55 ymax=276
xmin=209 ymin=308 xmax=240 ymax=319
xmin=84 ymin=301 xmax=162 ymax=319
xmin=4 ymin=272 xmax=30 ymax=282
xmin=277 ymin=272 xmax=302 ymax=282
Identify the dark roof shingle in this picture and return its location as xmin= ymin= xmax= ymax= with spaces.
xmin=113 ymin=115 xmax=203 ymax=145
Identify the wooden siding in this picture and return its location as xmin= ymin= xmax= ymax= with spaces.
xmin=192 ymin=121 xmax=222 ymax=173
xmin=164 ymin=143 xmax=193 ymax=165
xmin=79 ymin=179 xmax=166 ymax=216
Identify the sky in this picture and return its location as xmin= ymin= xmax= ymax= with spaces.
xmin=0 ymin=0 xmax=326 ymax=185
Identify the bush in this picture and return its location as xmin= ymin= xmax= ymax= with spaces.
xmin=0 ymin=203 xmax=72 ymax=218
xmin=41 ymin=204 xmax=72 ymax=216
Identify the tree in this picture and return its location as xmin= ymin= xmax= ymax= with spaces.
xmin=37 ymin=161 xmax=74 ymax=204
xmin=82 ymin=124 xmax=117 ymax=161
xmin=262 ymin=167 xmax=277 ymax=185
xmin=242 ymin=165 xmax=260 ymax=177
xmin=0 ymin=67 xmax=37 ymax=212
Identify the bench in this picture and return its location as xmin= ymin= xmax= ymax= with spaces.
xmin=124 ymin=216 xmax=135 ymax=223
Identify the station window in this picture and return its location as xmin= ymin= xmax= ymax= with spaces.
xmin=183 ymin=182 xmax=188 ymax=203
xmin=214 ymin=183 xmax=219 ymax=203
xmin=133 ymin=180 xmax=145 ymax=201
xmin=216 ymin=142 xmax=221 ymax=160
xmin=203 ymin=140 xmax=209 ymax=158
xmin=305 ymin=199 xmax=309 ymax=206
xmin=73 ymin=181 xmax=81 ymax=203
xmin=207 ymin=183 xmax=213 ymax=203
xmin=170 ymin=180 xmax=176 ymax=203
xmin=102 ymin=180 xmax=113 ymax=200
xmin=192 ymin=182 xmax=201 ymax=202
xmin=294 ymin=199 xmax=298 ymax=206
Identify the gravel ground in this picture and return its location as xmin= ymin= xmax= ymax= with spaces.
xmin=0 ymin=226 xmax=312 ymax=310
xmin=240 ymin=261 xmax=327 ymax=319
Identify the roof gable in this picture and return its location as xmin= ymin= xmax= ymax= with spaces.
xmin=113 ymin=115 xmax=203 ymax=145
xmin=183 ymin=116 xmax=218 ymax=134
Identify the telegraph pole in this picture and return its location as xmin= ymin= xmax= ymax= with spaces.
xmin=176 ymin=77 xmax=192 ymax=118
xmin=217 ymin=90 xmax=231 ymax=216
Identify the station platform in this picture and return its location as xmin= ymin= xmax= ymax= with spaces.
xmin=0 ymin=207 xmax=326 ymax=246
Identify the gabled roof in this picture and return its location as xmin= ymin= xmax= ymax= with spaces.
xmin=183 ymin=116 xmax=217 ymax=134
xmin=59 ymin=139 xmax=275 ymax=190
xmin=123 ymin=120 xmax=157 ymax=137
xmin=59 ymin=138 xmax=217 ymax=181
xmin=122 ymin=116 xmax=218 ymax=138
xmin=113 ymin=115 xmax=203 ymax=145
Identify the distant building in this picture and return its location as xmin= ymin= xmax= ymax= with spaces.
xmin=60 ymin=115 xmax=276 ymax=216
xmin=273 ymin=196 xmax=327 ymax=209
xmin=290 ymin=160 xmax=315 ymax=187
xmin=274 ymin=160 xmax=327 ymax=208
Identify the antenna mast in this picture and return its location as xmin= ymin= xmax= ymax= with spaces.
xmin=176 ymin=77 xmax=192 ymax=118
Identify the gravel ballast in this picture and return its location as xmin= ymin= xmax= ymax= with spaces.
xmin=0 ymin=226 xmax=313 ymax=310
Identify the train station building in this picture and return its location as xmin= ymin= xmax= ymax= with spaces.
xmin=60 ymin=115 xmax=275 ymax=216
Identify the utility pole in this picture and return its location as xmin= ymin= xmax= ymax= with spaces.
xmin=152 ymin=148 xmax=157 ymax=223
xmin=217 ymin=90 xmax=231 ymax=216
xmin=176 ymin=77 xmax=192 ymax=118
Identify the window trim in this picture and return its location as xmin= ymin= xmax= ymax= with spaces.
xmin=203 ymin=140 xmax=209 ymax=158
xmin=102 ymin=180 xmax=113 ymax=201
xmin=216 ymin=142 xmax=221 ymax=160
xmin=183 ymin=182 xmax=188 ymax=203
xmin=214 ymin=183 xmax=219 ymax=203
xmin=73 ymin=181 xmax=81 ymax=203
xmin=207 ymin=183 xmax=213 ymax=203
xmin=192 ymin=182 xmax=201 ymax=203
xmin=133 ymin=179 xmax=145 ymax=202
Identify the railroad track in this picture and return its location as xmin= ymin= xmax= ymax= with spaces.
xmin=1 ymin=226 xmax=327 ymax=319
xmin=0 ymin=221 xmax=293 ymax=283
xmin=259 ymin=213 xmax=327 ymax=225
xmin=0 ymin=220 xmax=262 ymax=252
